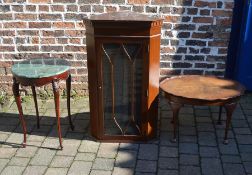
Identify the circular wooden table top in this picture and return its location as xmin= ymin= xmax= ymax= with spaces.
xmin=160 ymin=75 xmax=245 ymax=105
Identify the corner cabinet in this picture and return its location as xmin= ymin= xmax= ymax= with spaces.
xmin=83 ymin=12 xmax=163 ymax=141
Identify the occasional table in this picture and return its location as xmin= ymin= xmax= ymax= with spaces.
xmin=160 ymin=75 xmax=245 ymax=144
xmin=11 ymin=58 xmax=74 ymax=149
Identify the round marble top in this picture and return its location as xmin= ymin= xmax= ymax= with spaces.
xmin=12 ymin=58 xmax=70 ymax=79
xmin=160 ymin=75 xmax=245 ymax=101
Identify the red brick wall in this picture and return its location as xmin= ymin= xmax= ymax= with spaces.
xmin=0 ymin=0 xmax=234 ymax=95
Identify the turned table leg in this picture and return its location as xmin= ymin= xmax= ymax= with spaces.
xmin=12 ymin=78 xmax=27 ymax=147
xmin=52 ymin=81 xmax=63 ymax=150
xmin=66 ymin=74 xmax=74 ymax=131
xmin=31 ymin=86 xmax=40 ymax=129
xmin=170 ymin=102 xmax=182 ymax=142
xmin=223 ymin=103 xmax=237 ymax=144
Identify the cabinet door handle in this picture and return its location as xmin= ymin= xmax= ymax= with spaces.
xmin=98 ymin=86 xmax=102 ymax=89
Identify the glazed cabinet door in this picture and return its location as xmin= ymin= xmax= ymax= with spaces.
xmin=97 ymin=41 xmax=147 ymax=137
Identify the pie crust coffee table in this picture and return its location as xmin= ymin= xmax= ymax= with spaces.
xmin=160 ymin=75 xmax=245 ymax=144
xmin=11 ymin=58 xmax=74 ymax=149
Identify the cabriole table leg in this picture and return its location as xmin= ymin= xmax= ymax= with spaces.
xmin=52 ymin=80 xmax=63 ymax=150
xmin=223 ymin=103 xmax=237 ymax=144
xmin=170 ymin=102 xmax=182 ymax=142
xmin=66 ymin=74 xmax=74 ymax=131
xmin=12 ymin=78 xmax=27 ymax=147
xmin=31 ymin=86 xmax=40 ymax=129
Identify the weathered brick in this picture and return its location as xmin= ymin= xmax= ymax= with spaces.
xmin=41 ymin=46 xmax=63 ymax=52
xmin=17 ymin=46 xmax=39 ymax=52
xmin=187 ymin=8 xmax=198 ymax=15
xmin=29 ymin=0 xmax=51 ymax=3
xmin=174 ymin=24 xmax=196 ymax=30
xmin=15 ymin=14 xmax=37 ymax=20
xmin=39 ymin=5 xmax=49 ymax=11
xmin=39 ymin=14 xmax=62 ymax=21
xmin=0 ymin=5 xmax=10 ymax=12
xmin=194 ymin=1 xmax=216 ymax=8
xmin=0 ymin=46 xmax=15 ymax=52
xmin=29 ymin=22 xmax=51 ymax=28
xmin=186 ymin=40 xmax=206 ymax=46
xmin=12 ymin=5 xmax=23 ymax=12
xmin=51 ymin=5 xmax=65 ymax=12
xmin=212 ymin=10 xmax=232 ymax=17
xmin=192 ymin=32 xmax=213 ymax=39
xmin=128 ymin=0 xmax=149 ymax=4
xmin=0 ymin=14 xmax=12 ymax=20
xmin=80 ymin=5 xmax=91 ymax=12
xmin=193 ymin=17 xmax=213 ymax=23
xmin=4 ymin=22 xmax=27 ymax=28
xmin=53 ymin=22 xmax=75 ymax=28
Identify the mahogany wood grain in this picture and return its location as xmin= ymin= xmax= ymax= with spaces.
xmin=160 ymin=75 xmax=245 ymax=143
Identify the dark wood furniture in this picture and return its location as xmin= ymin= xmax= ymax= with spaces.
xmin=84 ymin=12 xmax=163 ymax=141
xmin=160 ymin=75 xmax=245 ymax=144
xmin=11 ymin=58 xmax=74 ymax=149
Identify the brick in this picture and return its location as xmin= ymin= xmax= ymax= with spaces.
xmin=103 ymin=0 xmax=125 ymax=3
xmin=208 ymin=40 xmax=228 ymax=47
xmin=128 ymin=0 xmax=149 ymax=4
xmin=0 ymin=5 xmax=10 ymax=12
xmin=39 ymin=14 xmax=62 ymax=21
xmin=0 ymin=14 xmax=12 ymax=20
xmin=29 ymin=22 xmax=51 ymax=28
xmin=4 ymin=22 xmax=26 ymax=28
xmin=165 ymin=16 xmax=180 ymax=23
xmin=146 ymin=6 xmax=157 ymax=13
xmin=29 ymin=0 xmax=51 ymax=3
xmin=18 ymin=46 xmax=39 ymax=52
xmin=18 ymin=30 xmax=39 ymax=36
xmin=26 ymin=5 xmax=36 ymax=11
xmin=187 ymin=8 xmax=198 ymax=15
xmin=39 ymin=5 xmax=49 ymax=11
xmin=174 ymin=24 xmax=196 ymax=30
xmin=12 ymin=5 xmax=24 ymax=12
xmin=78 ymin=0 xmax=100 ymax=3
xmin=51 ymin=5 xmax=65 ymax=12
xmin=185 ymin=55 xmax=204 ymax=61
xmin=194 ymin=1 xmax=216 ymax=8
xmin=15 ymin=14 xmax=37 ymax=20
xmin=186 ymin=40 xmax=206 ymax=46
xmin=0 ymin=46 xmax=15 ymax=52
xmin=105 ymin=6 xmax=117 ymax=12
xmin=67 ymin=5 xmax=78 ymax=11
xmin=216 ymin=18 xmax=232 ymax=26
xmin=80 ymin=5 xmax=91 ymax=12
xmin=43 ymin=30 xmax=64 ymax=37
xmin=53 ymin=22 xmax=75 ymax=28
xmin=212 ymin=10 xmax=233 ymax=17
xmin=0 ymin=30 xmax=15 ymax=36
xmin=132 ymin=5 xmax=144 ymax=12
xmin=193 ymin=17 xmax=213 ymax=23
xmin=200 ymin=9 xmax=210 ymax=16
